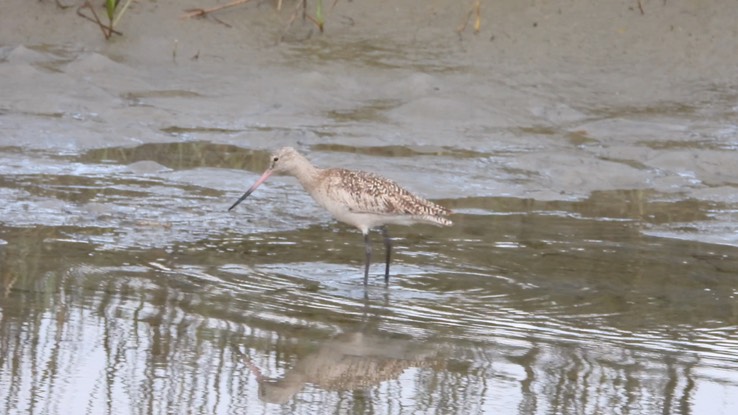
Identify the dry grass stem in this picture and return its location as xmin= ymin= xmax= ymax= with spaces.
xmin=180 ymin=0 xmax=255 ymax=20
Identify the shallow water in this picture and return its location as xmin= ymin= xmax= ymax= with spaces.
xmin=2 ymin=0 xmax=738 ymax=414
xmin=2 ymin=142 xmax=738 ymax=414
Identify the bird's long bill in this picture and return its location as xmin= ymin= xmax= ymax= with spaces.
xmin=228 ymin=169 xmax=273 ymax=211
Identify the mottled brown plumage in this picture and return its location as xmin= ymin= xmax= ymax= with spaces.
xmin=319 ymin=168 xmax=452 ymax=226
xmin=228 ymin=147 xmax=453 ymax=285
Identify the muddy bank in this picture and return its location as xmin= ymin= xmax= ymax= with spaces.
xmin=1 ymin=1 xmax=736 ymax=198
xmin=2 ymin=2 xmax=738 ymax=414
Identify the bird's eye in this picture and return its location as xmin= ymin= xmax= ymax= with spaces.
xmin=273 ymin=157 xmax=279 ymax=162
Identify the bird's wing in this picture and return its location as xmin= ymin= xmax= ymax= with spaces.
xmin=322 ymin=169 xmax=449 ymax=217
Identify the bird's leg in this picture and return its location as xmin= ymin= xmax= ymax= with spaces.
xmin=381 ymin=226 xmax=392 ymax=285
xmin=363 ymin=232 xmax=372 ymax=286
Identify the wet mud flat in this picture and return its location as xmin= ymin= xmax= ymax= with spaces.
xmin=2 ymin=0 xmax=738 ymax=414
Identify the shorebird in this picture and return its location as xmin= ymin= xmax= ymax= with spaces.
xmin=228 ymin=147 xmax=452 ymax=285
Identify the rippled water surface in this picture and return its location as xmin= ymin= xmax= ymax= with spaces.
xmin=2 ymin=142 xmax=737 ymax=415
xmin=2 ymin=1 xmax=738 ymax=414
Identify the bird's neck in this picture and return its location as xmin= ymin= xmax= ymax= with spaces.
xmin=290 ymin=156 xmax=322 ymax=191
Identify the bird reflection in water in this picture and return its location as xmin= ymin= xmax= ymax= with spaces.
xmin=236 ymin=331 xmax=444 ymax=405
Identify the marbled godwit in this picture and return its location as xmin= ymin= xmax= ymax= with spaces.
xmin=228 ymin=147 xmax=452 ymax=285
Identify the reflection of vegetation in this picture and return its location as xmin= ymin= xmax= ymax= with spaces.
xmin=1 ymin=214 xmax=735 ymax=413
xmin=77 ymin=0 xmax=133 ymax=40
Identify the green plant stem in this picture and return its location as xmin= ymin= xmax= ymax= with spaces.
xmin=112 ymin=0 xmax=133 ymax=28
